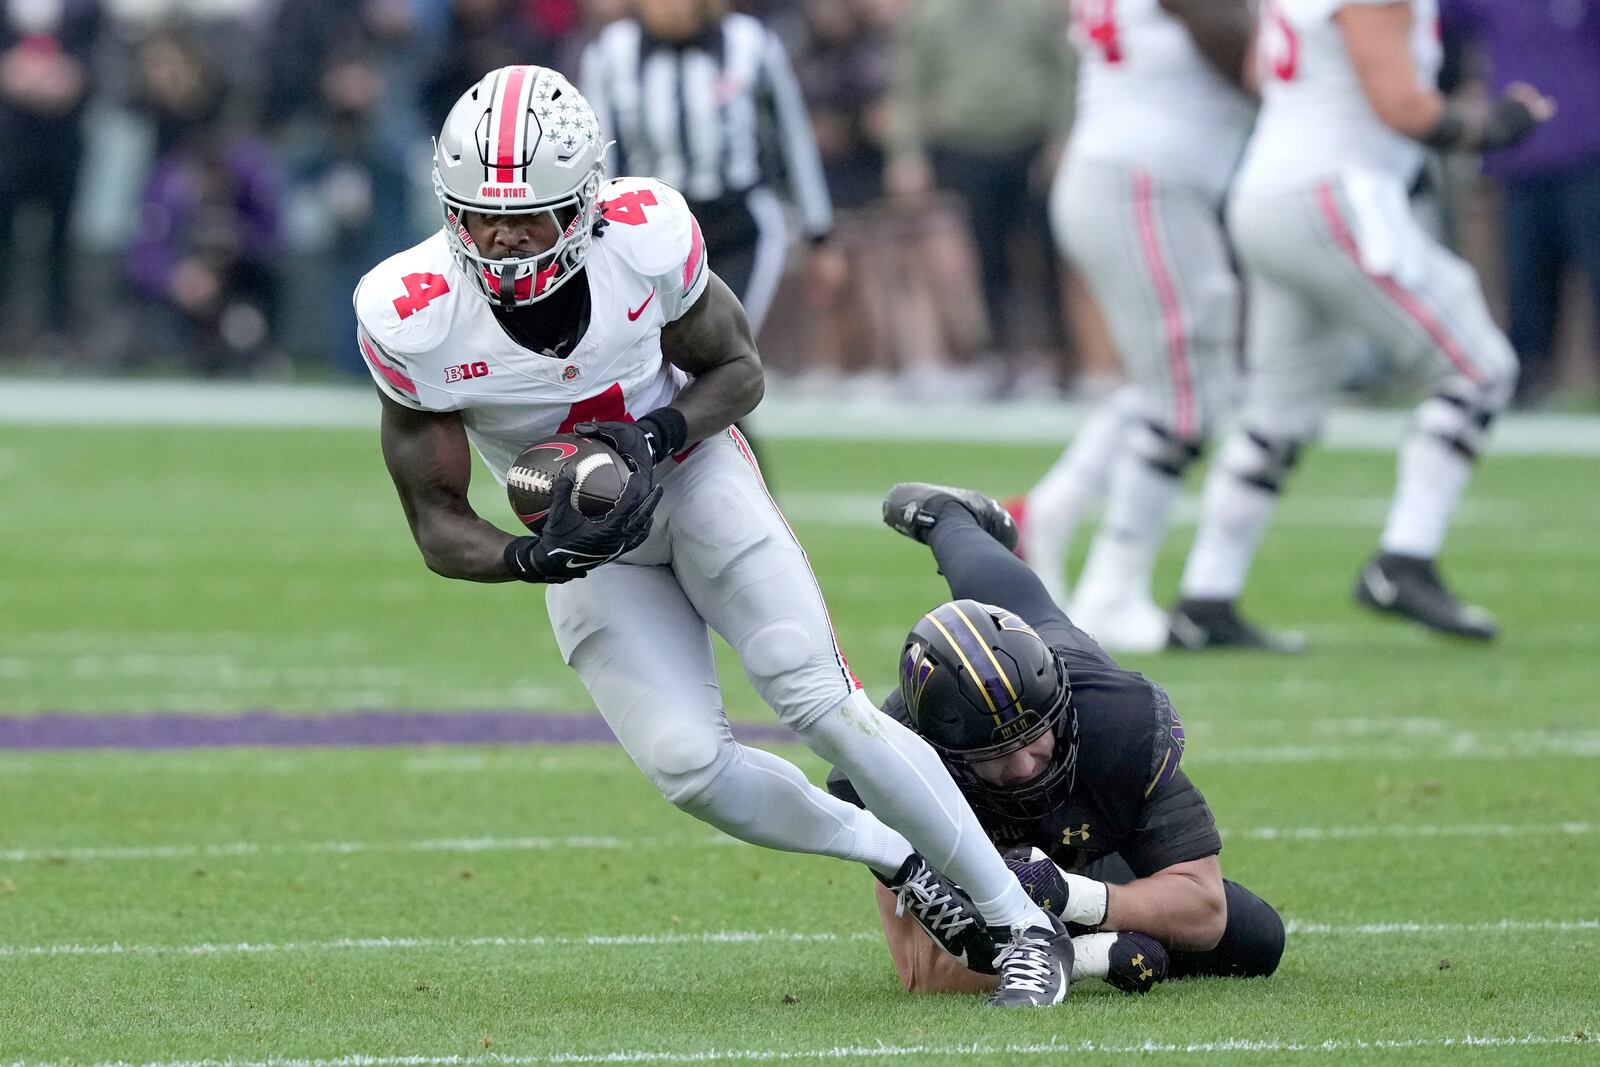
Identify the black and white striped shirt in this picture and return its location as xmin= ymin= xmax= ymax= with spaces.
xmin=580 ymin=13 xmax=832 ymax=241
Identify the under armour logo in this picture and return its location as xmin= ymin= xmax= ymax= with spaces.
xmin=1131 ymin=952 xmax=1154 ymax=983
xmin=1062 ymin=823 xmax=1091 ymax=845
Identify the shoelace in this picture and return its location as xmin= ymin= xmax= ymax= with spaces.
xmin=993 ymin=928 xmax=1058 ymax=995
xmin=893 ymin=866 xmax=977 ymax=940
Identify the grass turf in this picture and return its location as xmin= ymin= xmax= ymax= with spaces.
xmin=1 ymin=424 xmax=1598 ymax=1063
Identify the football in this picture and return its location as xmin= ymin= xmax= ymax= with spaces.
xmin=506 ymin=433 xmax=632 ymax=532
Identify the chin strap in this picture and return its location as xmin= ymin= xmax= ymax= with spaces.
xmin=496 ymin=264 xmax=518 ymax=307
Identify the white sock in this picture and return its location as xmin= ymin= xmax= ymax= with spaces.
xmin=1180 ymin=437 xmax=1283 ymax=601
xmin=1060 ymin=872 xmax=1110 ymax=928
xmin=1381 ymin=428 xmax=1473 ymax=559
xmin=1076 ymin=453 xmax=1183 ymax=604
xmin=800 ymin=691 xmax=1048 ymax=931
xmin=671 ymin=743 xmax=914 ymax=876
xmin=1070 ymin=932 xmax=1118 ymax=980
xmin=1023 ymin=387 xmax=1139 ymax=603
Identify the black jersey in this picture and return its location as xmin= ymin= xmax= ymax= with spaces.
xmin=829 ymin=631 xmax=1220 ymax=878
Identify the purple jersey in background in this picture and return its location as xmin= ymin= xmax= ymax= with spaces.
xmin=1441 ymin=0 xmax=1600 ymax=178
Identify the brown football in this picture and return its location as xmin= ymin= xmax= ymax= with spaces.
xmin=506 ymin=433 xmax=632 ymax=532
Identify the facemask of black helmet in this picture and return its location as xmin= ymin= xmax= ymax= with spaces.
xmin=899 ymin=599 xmax=1079 ymax=822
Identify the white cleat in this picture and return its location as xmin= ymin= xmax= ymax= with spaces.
xmin=1067 ymin=591 xmax=1171 ymax=654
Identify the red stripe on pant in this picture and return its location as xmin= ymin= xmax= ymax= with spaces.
xmin=1313 ymin=181 xmax=1482 ymax=384
xmin=1131 ymin=170 xmax=1196 ymax=439
xmin=727 ymin=426 xmax=862 ymax=693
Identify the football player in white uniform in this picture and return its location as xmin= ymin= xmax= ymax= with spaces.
xmin=355 ymin=66 xmax=1074 ymax=1006
xmin=1168 ymin=0 xmax=1552 ymax=649
xmin=1018 ymin=0 xmax=1256 ymax=653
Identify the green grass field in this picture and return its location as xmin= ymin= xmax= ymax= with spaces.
xmin=2 ymin=421 xmax=1598 ymax=1064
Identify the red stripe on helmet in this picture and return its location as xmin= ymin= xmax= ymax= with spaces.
xmin=495 ymin=66 xmax=530 ymax=184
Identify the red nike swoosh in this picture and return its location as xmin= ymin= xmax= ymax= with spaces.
xmin=627 ymin=289 xmax=656 ymax=321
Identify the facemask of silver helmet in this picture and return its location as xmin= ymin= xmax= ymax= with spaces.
xmin=900 ymin=599 xmax=1078 ymax=821
xmin=432 ymin=65 xmax=606 ymax=308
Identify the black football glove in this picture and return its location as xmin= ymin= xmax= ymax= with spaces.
xmin=1003 ymin=848 xmax=1109 ymax=935
xmin=505 ymin=468 xmax=662 ymax=583
xmin=575 ymin=408 xmax=688 ymax=470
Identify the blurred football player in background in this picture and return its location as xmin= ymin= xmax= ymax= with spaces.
xmin=836 ymin=484 xmax=1285 ymax=995
xmin=357 ymin=66 xmax=1073 ymax=1007
xmin=1169 ymin=0 xmax=1553 ymax=650
xmin=1017 ymin=0 xmax=1257 ymax=653
xmin=580 ymin=0 xmax=841 ymax=468
xmin=580 ymin=0 xmax=840 ymax=340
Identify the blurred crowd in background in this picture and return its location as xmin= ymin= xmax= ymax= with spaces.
xmin=1 ymin=0 xmax=1597 ymax=405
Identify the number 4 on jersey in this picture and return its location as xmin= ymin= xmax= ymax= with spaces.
xmin=601 ymin=189 xmax=659 ymax=226
xmin=393 ymin=272 xmax=450 ymax=320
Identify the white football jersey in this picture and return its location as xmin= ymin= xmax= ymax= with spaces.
xmin=1236 ymin=0 xmax=1442 ymax=194
xmin=1067 ymin=0 xmax=1255 ymax=195
xmin=354 ymin=176 xmax=710 ymax=483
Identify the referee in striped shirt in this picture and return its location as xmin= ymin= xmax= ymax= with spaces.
xmin=581 ymin=0 xmax=842 ymax=337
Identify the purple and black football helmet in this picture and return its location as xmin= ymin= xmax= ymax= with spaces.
xmin=899 ymin=599 xmax=1078 ymax=819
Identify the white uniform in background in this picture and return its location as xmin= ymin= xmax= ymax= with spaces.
xmin=1023 ymin=0 xmax=1254 ymax=652
xmin=1174 ymin=0 xmax=1516 ymax=632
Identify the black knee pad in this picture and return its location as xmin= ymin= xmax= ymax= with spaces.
xmin=1421 ymin=387 xmax=1503 ymax=462
xmin=1134 ymin=420 xmax=1206 ymax=479
xmin=1169 ymin=880 xmax=1286 ymax=979
xmin=1229 ymin=430 xmax=1303 ymax=495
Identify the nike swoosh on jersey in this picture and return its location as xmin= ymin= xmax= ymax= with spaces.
xmin=627 ymin=289 xmax=656 ymax=321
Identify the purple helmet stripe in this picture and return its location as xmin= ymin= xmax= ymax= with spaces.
xmin=934 ymin=603 xmax=1021 ymax=720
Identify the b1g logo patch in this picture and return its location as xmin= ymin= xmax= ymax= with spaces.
xmin=445 ymin=361 xmax=491 ymax=383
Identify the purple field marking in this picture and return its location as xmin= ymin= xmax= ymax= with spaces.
xmin=0 ymin=711 xmax=797 ymax=751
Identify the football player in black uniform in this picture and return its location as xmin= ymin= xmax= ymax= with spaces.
xmin=828 ymin=484 xmax=1286 ymax=997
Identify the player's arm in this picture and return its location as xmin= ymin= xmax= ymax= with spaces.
xmin=377 ymin=388 xmax=517 ymax=582
xmin=1104 ymin=855 xmax=1227 ymax=951
xmin=1337 ymin=1 xmax=1551 ymax=150
xmin=379 ymin=388 xmax=658 ymax=585
xmin=1161 ymin=0 xmax=1256 ymax=92
xmin=658 ymin=273 xmax=765 ymax=444
xmin=872 ymin=882 xmax=999 ymax=995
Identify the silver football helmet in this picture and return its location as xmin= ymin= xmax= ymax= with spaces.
xmin=432 ymin=65 xmax=605 ymax=307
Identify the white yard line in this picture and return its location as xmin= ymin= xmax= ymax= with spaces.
xmin=5 ymin=727 xmax=1598 ymax=780
xmin=1286 ymin=918 xmax=1600 ymax=936
xmin=3 ymin=918 xmax=1595 ymax=962
xmin=1 ymin=822 xmax=1591 ymax=865
xmin=0 ymin=930 xmax=879 ymax=960
xmin=1225 ymin=822 xmax=1595 ymax=842
xmin=4 ymin=380 xmax=1600 ymax=455
xmin=1 ymin=1033 xmax=1594 ymax=1066
xmin=773 ymin=492 xmax=1533 ymax=530
xmin=0 ymin=835 xmax=645 ymax=863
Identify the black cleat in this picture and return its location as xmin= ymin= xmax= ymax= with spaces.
xmin=988 ymin=915 xmax=1074 ymax=1007
xmin=1354 ymin=553 xmax=1498 ymax=640
xmin=883 ymin=483 xmax=1019 ymax=552
xmin=1104 ymin=931 xmax=1169 ymax=995
xmin=1168 ymin=598 xmax=1307 ymax=653
xmin=879 ymin=854 xmax=999 ymax=973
